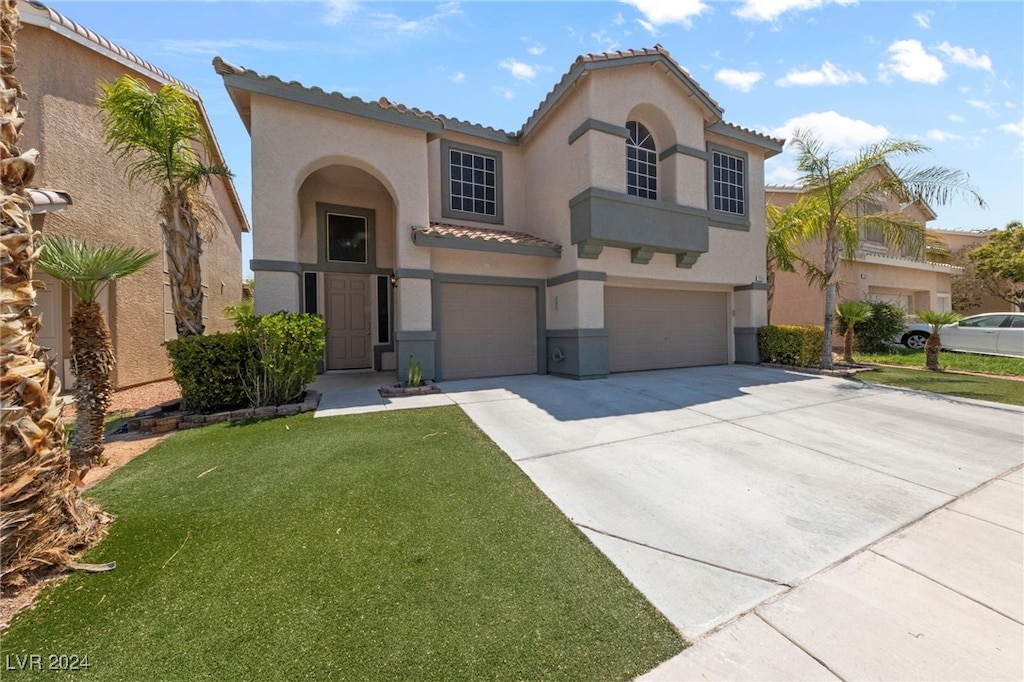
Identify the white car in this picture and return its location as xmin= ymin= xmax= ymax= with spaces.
xmin=901 ymin=312 xmax=1024 ymax=357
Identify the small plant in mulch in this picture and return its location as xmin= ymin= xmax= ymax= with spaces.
xmin=380 ymin=356 xmax=440 ymax=397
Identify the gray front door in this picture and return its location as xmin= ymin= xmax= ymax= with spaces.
xmin=326 ymin=274 xmax=372 ymax=370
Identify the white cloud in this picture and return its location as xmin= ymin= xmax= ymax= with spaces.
xmin=612 ymin=12 xmax=625 ymax=25
xmin=493 ymin=87 xmax=515 ymax=101
xmin=622 ymin=0 xmax=710 ymax=30
xmin=734 ymin=0 xmax=821 ymax=22
xmin=1006 ymin=101 xmax=1018 ymax=110
xmin=733 ymin=0 xmax=856 ymax=23
xmin=449 ymin=71 xmax=465 ymax=84
xmin=925 ymin=129 xmax=962 ymax=142
xmin=715 ymin=68 xmax=763 ymax=92
xmin=323 ymin=0 xmax=359 ymax=25
xmin=526 ymin=44 xmax=545 ymax=56
xmin=591 ymin=29 xmax=620 ymax=51
xmin=499 ymin=58 xmax=538 ymax=82
xmin=368 ymin=1 xmax=462 ymax=35
xmin=947 ymin=114 xmax=966 ymax=123
xmin=879 ymin=39 xmax=945 ymax=84
xmin=1000 ymin=119 xmax=1024 ymax=150
xmin=913 ymin=11 xmax=932 ymax=29
xmin=999 ymin=119 xmax=1023 ymax=136
xmin=771 ymin=111 xmax=890 ymax=157
xmin=776 ymin=61 xmax=866 ymax=87
xmin=936 ymin=42 xmax=993 ymax=72
xmin=967 ymin=99 xmax=993 ymax=112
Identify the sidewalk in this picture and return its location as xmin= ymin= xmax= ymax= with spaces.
xmin=640 ymin=466 xmax=1024 ymax=681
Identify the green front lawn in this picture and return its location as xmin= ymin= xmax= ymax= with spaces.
xmin=854 ymin=366 xmax=1024 ymax=406
xmin=856 ymin=347 xmax=1024 ymax=376
xmin=2 ymin=408 xmax=683 ymax=680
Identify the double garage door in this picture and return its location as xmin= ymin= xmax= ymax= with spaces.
xmin=605 ymin=287 xmax=729 ymax=373
xmin=438 ymin=283 xmax=728 ymax=379
xmin=439 ymin=283 xmax=537 ymax=380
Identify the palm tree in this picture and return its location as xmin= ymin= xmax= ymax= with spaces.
xmin=917 ymin=310 xmax=963 ymax=371
xmin=835 ymin=301 xmax=873 ymax=364
xmin=37 ymin=237 xmax=157 ymax=476
xmin=97 ymin=75 xmax=231 ymax=337
xmin=0 ymin=0 xmax=103 ymax=590
xmin=785 ymin=130 xmax=985 ymax=370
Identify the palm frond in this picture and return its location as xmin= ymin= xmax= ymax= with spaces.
xmin=37 ymin=236 xmax=158 ymax=304
xmin=97 ymin=76 xmax=231 ymax=190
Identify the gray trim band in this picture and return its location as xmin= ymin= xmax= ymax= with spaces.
xmin=568 ymin=118 xmax=630 ymax=145
xmin=395 ymin=268 xmax=434 ymax=280
xmin=251 ymin=259 xmax=394 ymax=276
xmin=547 ymin=328 xmax=610 ymax=338
xmin=658 ymin=143 xmax=709 ymax=162
xmin=546 ymin=270 xmax=608 ymax=286
xmin=734 ymin=282 xmax=770 ymax=292
xmin=395 ymin=330 xmax=438 ymax=341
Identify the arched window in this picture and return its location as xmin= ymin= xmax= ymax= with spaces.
xmin=626 ymin=121 xmax=657 ymax=200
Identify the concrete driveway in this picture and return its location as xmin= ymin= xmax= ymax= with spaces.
xmin=313 ymin=365 xmax=1024 ymax=677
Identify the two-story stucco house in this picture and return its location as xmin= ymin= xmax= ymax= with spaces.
xmin=767 ymin=170 xmax=960 ymax=329
xmin=216 ymin=46 xmax=782 ymax=381
xmin=21 ymin=0 xmax=249 ymax=389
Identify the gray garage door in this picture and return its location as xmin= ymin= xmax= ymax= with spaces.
xmin=439 ymin=283 xmax=537 ymax=380
xmin=605 ymin=287 xmax=728 ymax=372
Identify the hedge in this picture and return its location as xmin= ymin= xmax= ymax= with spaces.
xmin=165 ymin=333 xmax=252 ymax=412
xmin=758 ymin=325 xmax=825 ymax=368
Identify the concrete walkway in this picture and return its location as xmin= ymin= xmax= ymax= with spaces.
xmin=311 ymin=366 xmax=1024 ymax=680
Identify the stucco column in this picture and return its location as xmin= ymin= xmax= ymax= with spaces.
xmin=546 ymin=273 xmax=609 ymax=379
xmin=733 ymin=283 xmax=768 ymax=363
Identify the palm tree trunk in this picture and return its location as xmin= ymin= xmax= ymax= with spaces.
xmin=925 ymin=334 xmax=941 ymax=371
xmin=843 ymin=328 xmax=855 ymax=364
xmin=163 ymin=188 xmax=205 ymax=337
xmin=766 ymin=261 xmax=776 ymax=325
xmin=68 ymin=302 xmax=114 ymax=474
xmin=821 ymin=225 xmax=840 ymax=370
xmin=0 ymin=0 xmax=104 ymax=590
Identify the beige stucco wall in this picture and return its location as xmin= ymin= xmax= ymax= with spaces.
xmin=20 ymin=25 xmax=243 ymax=389
xmin=249 ymin=94 xmax=429 ymax=326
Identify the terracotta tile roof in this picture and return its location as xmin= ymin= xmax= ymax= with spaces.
xmin=520 ymin=45 xmax=725 ymax=140
xmin=215 ymin=45 xmax=788 ymax=150
xmin=415 ymin=223 xmax=561 ymax=251
xmin=24 ymin=1 xmax=198 ymax=98
xmin=27 ymin=188 xmax=73 ymax=213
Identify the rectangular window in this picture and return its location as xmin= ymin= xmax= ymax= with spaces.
xmin=304 ymin=272 xmax=318 ymax=314
xmin=326 ymin=213 xmax=368 ymax=263
xmin=441 ymin=140 xmax=504 ymax=224
xmin=376 ymin=275 xmax=390 ymax=344
xmin=712 ymin=151 xmax=745 ymax=215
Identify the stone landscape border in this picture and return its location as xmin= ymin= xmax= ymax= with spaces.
xmin=134 ymin=391 xmax=322 ymax=434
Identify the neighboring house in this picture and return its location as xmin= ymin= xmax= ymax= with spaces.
xmin=767 ymin=175 xmax=958 ymax=329
xmin=20 ymin=0 xmax=249 ymax=389
xmin=216 ymin=46 xmax=782 ymax=381
xmin=928 ymin=228 xmax=1018 ymax=315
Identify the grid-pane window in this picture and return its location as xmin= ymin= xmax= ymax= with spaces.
xmin=712 ymin=151 xmax=745 ymax=215
xmin=626 ymin=121 xmax=657 ymax=200
xmin=449 ymin=149 xmax=497 ymax=217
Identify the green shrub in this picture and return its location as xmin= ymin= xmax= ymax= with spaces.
xmin=759 ymin=324 xmax=825 ymax=367
xmin=238 ymin=311 xmax=326 ymax=407
xmin=165 ymin=333 xmax=253 ymax=412
xmin=853 ymin=300 xmax=907 ymax=352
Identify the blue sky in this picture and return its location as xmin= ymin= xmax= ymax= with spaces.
xmin=44 ymin=1 xmax=1023 ymax=276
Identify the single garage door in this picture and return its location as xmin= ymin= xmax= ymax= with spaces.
xmin=439 ymin=282 xmax=537 ymax=380
xmin=605 ymin=287 xmax=728 ymax=372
